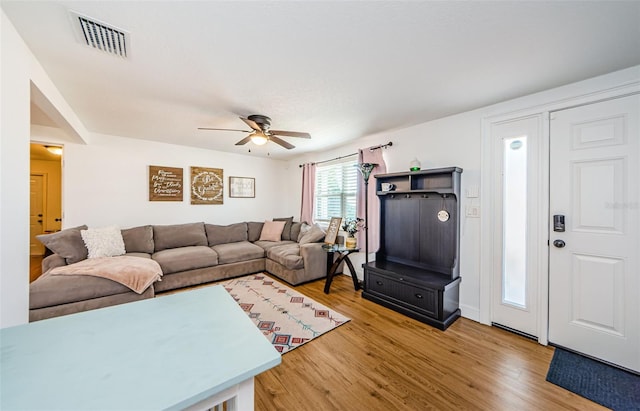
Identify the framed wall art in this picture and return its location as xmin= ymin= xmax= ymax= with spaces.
xmin=229 ymin=176 xmax=255 ymax=198
xmin=325 ymin=217 xmax=342 ymax=245
xmin=149 ymin=165 xmax=183 ymax=201
xmin=190 ymin=166 xmax=224 ymax=205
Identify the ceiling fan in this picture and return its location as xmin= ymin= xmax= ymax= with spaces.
xmin=198 ymin=114 xmax=311 ymax=150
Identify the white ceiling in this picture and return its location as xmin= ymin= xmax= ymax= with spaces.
xmin=3 ymin=1 xmax=639 ymax=159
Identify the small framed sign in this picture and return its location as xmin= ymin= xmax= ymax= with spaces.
xmin=149 ymin=165 xmax=183 ymax=202
xmin=325 ymin=217 xmax=342 ymax=245
xmin=229 ymin=176 xmax=255 ymax=198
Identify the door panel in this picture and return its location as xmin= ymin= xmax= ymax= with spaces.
xmin=30 ymin=174 xmax=45 ymax=255
xmin=549 ymin=94 xmax=639 ymax=372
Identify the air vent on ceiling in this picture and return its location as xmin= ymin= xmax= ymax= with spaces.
xmin=69 ymin=11 xmax=129 ymax=58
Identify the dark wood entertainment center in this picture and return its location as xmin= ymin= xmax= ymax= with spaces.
xmin=363 ymin=167 xmax=462 ymax=330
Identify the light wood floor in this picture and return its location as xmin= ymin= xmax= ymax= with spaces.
xmin=255 ymin=274 xmax=606 ymax=411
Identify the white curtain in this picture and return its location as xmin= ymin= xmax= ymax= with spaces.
xmin=356 ymin=147 xmax=387 ymax=255
xmin=300 ymin=163 xmax=316 ymax=224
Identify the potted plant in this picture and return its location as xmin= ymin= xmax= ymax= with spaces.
xmin=342 ymin=217 xmax=364 ymax=249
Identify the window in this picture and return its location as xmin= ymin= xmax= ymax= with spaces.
xmin=502 ymin=136 xmax=528 ymax=307
xmin=314 ymin=159 xmax=358 ymax=223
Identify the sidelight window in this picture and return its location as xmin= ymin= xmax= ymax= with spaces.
xmin=503 ymin=136 xmax=528 ymax=308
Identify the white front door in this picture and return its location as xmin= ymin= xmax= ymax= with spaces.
xmin=549 ymin=94 xmax=639 ymax=372
xmin=490 ymin=115 xmax=544 ymax=338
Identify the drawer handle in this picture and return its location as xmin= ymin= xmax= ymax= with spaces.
xmin=376 ymin=280 xmax=384 ymax=286
xmin=415 ymin=293 xmax=423 ymax=299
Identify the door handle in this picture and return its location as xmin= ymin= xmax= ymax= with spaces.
xmin=553 ymin=239 xmax=566 ymax=248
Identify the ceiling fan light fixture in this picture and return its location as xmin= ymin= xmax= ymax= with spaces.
xmin=250 ymin=131 xmax=268 ymax=146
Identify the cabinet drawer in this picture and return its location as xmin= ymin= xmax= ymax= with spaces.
xmin=367 ymin=271 xmax=438 ymax=317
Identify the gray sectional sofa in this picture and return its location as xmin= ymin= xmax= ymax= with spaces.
xmin=30 ymin=220 xmax=329 ymax=321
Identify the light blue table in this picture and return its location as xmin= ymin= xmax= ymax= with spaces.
xmin=1 ymin=285 xmax=281 ymax=410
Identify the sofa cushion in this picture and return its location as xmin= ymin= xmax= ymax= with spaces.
xmin=205 ymin=222 xmax=248 ymax=246
xmin=36 ymin=225 xmax=88 ymax=264
xmin=273 ymin=217 xmax=293 ymax=240
xmin=211 ymin=241 xmax=265 ymax=264
xmin=121 ymin=225 xmax=154 ymax=254
xmin=81 ymin=226 xmax=126 ymax=258
xmin=152 ymin=246 xmax=218 ymax=274
xmin=125 ymin=252 xmax=151 ymax=259
xmin=254 ymin=240 xmax=296 ymax=251
xmin=247 ymin=221 xmax=264 ymax=242
xmin=259 ymin=221 xmax=286 ymax=242
xmin=267 ymin=244 xmax=304 ymax=270
xmin=30 ymin=272 xmax=133 ymax=309
xmin=153 ymin=222 xmax=207 ymax=252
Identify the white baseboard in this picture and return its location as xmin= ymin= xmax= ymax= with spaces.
xmin=460 ymin=304 xmax=480 ymax=322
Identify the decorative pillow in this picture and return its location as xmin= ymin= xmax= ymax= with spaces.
xmin=258 ymin=220 xmax=286 ymax=242
xmin=297 ymin=223 xmax=312 ymax=242
xmin=121 ymin=225 xmax=154 ymax=254
xmin=81 ymin=226 xmax=126 ymax=259
xmin=298 ymin=223 xmax=326 ymax=245
xmin=36 ymin=225 xmax=88 ymax=264
xmin=247 ymin=221 xmax=264 ymax=242
xmin=290 ymin=222 xmax=304 ymax=243
xmin=273 ymin=217 xmax=293 ymax=241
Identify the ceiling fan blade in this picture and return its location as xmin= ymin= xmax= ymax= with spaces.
xmin=235 ymin=136 xmax=252 ymax=146
xmin=270 ymin=130 xmax=311 ymax=139
xmin=240 ymin=117 xmax=262 ymax=131
xmin=198 ymin=127 xmax=251 ymax=132
xmin=269 ymin=135 xmax=295 ymax=150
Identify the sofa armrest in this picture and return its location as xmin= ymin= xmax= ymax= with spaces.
xmin=42 ymin=254 xmax=67 ymax=273
xmin=299 ymin=243 xmax=327 ymax=278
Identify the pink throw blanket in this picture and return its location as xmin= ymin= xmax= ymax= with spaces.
xmin=49 ymin=256 xmax=163 ymax=294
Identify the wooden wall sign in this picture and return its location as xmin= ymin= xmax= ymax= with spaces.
xmin=149 ymin=165 xmax=183 ymax=201
xmin=191 ymin=166 xmax=224 ymax=205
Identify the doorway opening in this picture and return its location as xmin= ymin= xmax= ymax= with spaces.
xmin=29 ymin=143 xmax=62 ymax=282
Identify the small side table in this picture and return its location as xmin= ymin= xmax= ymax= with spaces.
xmin=323 ymin=245 xmax=360 ymax=294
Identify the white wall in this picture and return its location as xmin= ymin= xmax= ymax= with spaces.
xmin=286 ymin=65 xmax=640 ymax=322
xmin=62 ymin=133 xmax=291 ymax=228
xmin=1 ymin=11 xmax=31 ymax=328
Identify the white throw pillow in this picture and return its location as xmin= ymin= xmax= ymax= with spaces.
xmin=81 ymin=226 xmax=126 ymax=259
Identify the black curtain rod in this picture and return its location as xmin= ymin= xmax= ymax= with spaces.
xmin=298 ymin=141 xmax=393 ymax=167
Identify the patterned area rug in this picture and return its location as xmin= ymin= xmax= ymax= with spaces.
xmin=220 ymin=274 xmax=350 ymax=354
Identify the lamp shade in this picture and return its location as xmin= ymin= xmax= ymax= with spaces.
xmin=356 ymin=162 xmax=377 ymax=182
xmin=250 ymin=131 xmax=268 ymax=146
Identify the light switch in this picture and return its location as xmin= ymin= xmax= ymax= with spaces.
xmin=466 ymin=186 xmax=479 ymax=198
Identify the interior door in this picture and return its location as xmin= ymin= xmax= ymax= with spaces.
xmin=549 ymin=94 xmax=639 ymax=372
xmin=30 ymin=174 xmax=45 ymax=255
